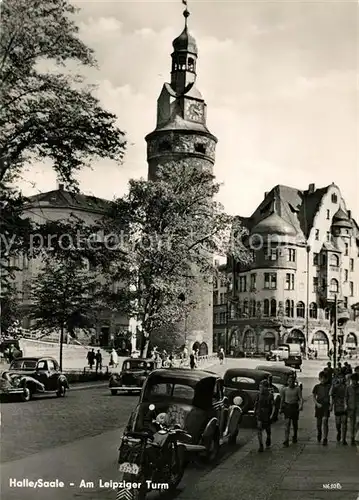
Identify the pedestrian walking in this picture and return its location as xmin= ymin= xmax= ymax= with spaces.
xmin=110 ymin=348 xmax=118 ymax=368
xmin=95 ymin=349 xmax=102 ymax=373
xmin=189 ymin=353 xmax=196 ymax=369
xmin=345 ymin=373 xmax=359 ymax=446
xmin=313 ymin=371 xmax=331 ymax=445
xmin=218 ymin=347 xmax=225 ymax=365
xmin=254 ymin=380 xmax=273 ymax=452
xmin=87 ymin=349 xmax=95 ymax=370
xmin=325 ymin=362 xmax=334 ymax=384
xmin=330 ymin=369 xmax=348 ymax=444
xmin=280 ymin=373 xmax=303 ymax=447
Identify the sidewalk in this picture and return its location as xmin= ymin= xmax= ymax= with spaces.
xmin=177 ymin=385 xmax=359 ymax=500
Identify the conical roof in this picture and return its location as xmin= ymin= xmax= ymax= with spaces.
xmin=251 ymin=213 xmax=297 ymax=236
xmin=172 ymin=25 xmax=197 ymax=54
xmin=332 ymin=208 xmax=352 ymax=229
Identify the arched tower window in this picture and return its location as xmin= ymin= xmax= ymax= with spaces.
xmin=270 ymin=299 xmax=276 ymax=317
xmin=263 ymin=299 xmax=269 ymax=317
xmin=296 ymin=301 xmax=305 ymax=318
xmin=243 ymin=300 xmax=249 ymax=316
xmin=158 ymin=141 xmax=171 ymax=152
xmin=194 ymin=143 xmax=206 ymax=154
xmin=330 ymin=254 xmax=339 ymax=267
xmin=187 ymin=57 xmax=195 ymax=71
xmin=330 ymin=278 xmax=339 ymax=293
xmin=309 ymin=302 xmax=318 ymax=319
xmin=285 ymin=300 xmax=294 ymax=317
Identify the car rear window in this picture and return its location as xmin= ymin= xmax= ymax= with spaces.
xmin=144 ymin=382 xmax=195 ymax=403
xmin=229 ymin=376 xmax=258 ymax=389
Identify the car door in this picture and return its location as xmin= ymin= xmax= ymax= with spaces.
xmin=35 ymin=360 xmax=49 ymax=387
xmin=47 ymin=360 xmax=60 ymax=390
xmin=212 ymin=379 xmax=226 ymax=437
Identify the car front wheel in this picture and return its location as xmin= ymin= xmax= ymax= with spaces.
xmin=21 ymin=385 xmax=32 ymax=402
xmin=56 ymin=385 xmax=67 ymax=397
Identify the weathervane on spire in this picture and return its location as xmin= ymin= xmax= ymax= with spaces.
xmin=182 ymin=0 xmax=190 ymax=25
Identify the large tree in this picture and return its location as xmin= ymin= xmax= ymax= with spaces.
xmin=101 ymin=161 xmax=250 ymax=356
xmin=30 ymin=258 xmax=100 ymax=370
xmin=0 ymin=0 xmax=126 ymax=290
xmin=0 ymin=0 xmax=126 ymax=184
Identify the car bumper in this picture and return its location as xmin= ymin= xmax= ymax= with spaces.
xmin=0 ymin=388 xmax=24 ymax=395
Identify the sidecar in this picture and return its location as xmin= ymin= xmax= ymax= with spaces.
xmin=124 ymin=368 xmax=243 ymax=462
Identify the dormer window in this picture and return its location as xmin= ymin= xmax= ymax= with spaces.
xmin=194 ymin=143 xmax=206 ymax=154
xmin=331 ymin=193 xmax=338 ymax=203
xmin=158 ymin=141 xmax=171 ymax=152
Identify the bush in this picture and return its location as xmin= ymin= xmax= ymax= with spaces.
xmin=65 ymin=370 xmax=110 ymax=384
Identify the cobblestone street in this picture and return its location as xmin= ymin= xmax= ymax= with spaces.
xmin=1 ymin=359 xmax=358 ymax=500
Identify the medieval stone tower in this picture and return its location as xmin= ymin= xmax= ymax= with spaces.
xmin=145 ymin=7 xmax=217 ymax=355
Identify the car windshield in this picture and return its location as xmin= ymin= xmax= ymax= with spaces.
xmin=123 ymin=360 xmax=149 ymax=370
xmin=10 ymin=359 xmax=37 ymax=370
xmin=143 ymin=381 xmax=195 ymax=404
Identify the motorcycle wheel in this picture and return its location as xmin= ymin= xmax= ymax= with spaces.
xmin=166 ymin=443 xmax=185 ymax=490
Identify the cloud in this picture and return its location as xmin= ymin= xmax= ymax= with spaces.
xmin=19 ymin=2 xmax=358 ymax=221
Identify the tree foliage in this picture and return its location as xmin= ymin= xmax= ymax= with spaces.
xmin=0 ymin=284 xmax=22 ymax=334
xmin=0 ymin=0 xmax=126 ymax=185
xmin=30 ymin=258 xmax=100 ymax=367
xmin=101 ymin=161 xmax=250 ymax=355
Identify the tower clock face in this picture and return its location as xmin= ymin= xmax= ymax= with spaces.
xmin=186 ymin=101 xmax=204 ymax=122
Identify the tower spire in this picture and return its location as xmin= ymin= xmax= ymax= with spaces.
xmin=182 ymin=0 xmax=190 ymax=27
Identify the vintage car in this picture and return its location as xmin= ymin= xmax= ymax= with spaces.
xmin=255 ymin=364 xmax=303 ymax=392
xmin=223 ymin=368 xmax=282 ymax=422
xmin=0 ymin=357 xmax=69 ymax=402
xmin=109 ymin=358 xmax=156 ymax=395
xmin=125 ymin=368 xmax=243 ymax=462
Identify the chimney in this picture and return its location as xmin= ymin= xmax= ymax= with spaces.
xmin=308 ymin=183 xmax=315 ymax=194
xmin=57 ymin=181 xmax=64 ymax=191
xmin=347 ymin=210 xmax=351 ymax=219
xmin=264 ymin=192 xmax=268 ymax=199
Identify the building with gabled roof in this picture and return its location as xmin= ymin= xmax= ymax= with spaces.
xmin=215 ymin=182 xmax=359 ymax=359
xmin=9 ymin=184 xmax=130 ymax=350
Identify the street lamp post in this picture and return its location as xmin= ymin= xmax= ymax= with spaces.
xmin=305 ymin=245 xmax=310 ymax=356
xmin=333 ymin=294 xmax=338 ymax=369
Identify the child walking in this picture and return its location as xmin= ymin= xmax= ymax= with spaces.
xmin=254 ymin=380 xmax=274 ymax=452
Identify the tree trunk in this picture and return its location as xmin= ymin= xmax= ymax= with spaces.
xmin=59 ymin=325 xmax=64 ymax=371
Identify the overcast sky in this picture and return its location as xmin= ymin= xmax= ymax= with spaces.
xmin=21 ymin=0 xmax=358 ymax=219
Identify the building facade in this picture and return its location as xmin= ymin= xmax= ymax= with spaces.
xmin=217 ymin=183 xmax=359 ymax=358
xmin=145 ymin=7 xmax=217 ymax=355
xmin=9 ymin=185 xmax=130 ymax=348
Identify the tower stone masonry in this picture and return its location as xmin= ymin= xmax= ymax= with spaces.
xmin=145 ymin=7 xmax=217 ymax=355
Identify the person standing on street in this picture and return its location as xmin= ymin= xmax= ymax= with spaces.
xmin=95 ymin=349 xmax=102 ymax=373
xmin=313 ymin=371 xmax=331 ymax=445
xmin=87 ymin=349 xmax=95 ymax=370
xmin=254 ymin=380 xmax=273 ymax=452
xmin=325 ymin=362 xmax=334 ymax=384
xmin=345 ymin=373 xmax=359 ymax=446
xmin=330 ymin=369 xmax=348 ymax=445
xmin=218 ymin=347 xmax=225 ymax=365
xmin=189 ymin=353 xmax=196 ymax=369
xmin=280 ymin=373 xmax=303 ymax=447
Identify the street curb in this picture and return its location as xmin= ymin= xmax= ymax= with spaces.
xmin=69 ymin=382 xmax=108 ymax=391
xmin=67 ymin=363 xmax=219 ymax=392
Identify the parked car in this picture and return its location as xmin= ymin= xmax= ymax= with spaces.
xmin=255 ymin=364 xmax=303 ymax=392
xmin=223 ymin=368 xmax=281 ymax=422
xmin=266 ymin=343 xmax=302 ymax=370
xmin=109 ymin=358 xmax=156 ymax=395
xmin=124 ymin=368 xmax=243 ymax=463
xmin=0 ymin=357 xmax=69 ymax=402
